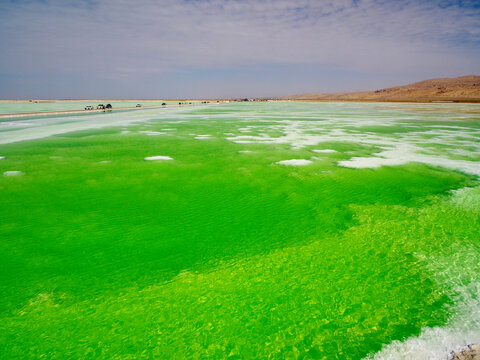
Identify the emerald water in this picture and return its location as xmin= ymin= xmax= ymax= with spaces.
xmin=1 ymin=102 xmax=479 ymax=359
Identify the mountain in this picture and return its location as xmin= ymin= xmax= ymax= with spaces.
xmin=284 ymin=75 xmax=480 ymax=102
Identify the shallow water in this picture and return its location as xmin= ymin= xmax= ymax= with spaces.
xmin=0 ymin=101 xmax=479 ymax=359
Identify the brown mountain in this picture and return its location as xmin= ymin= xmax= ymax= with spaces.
xmin=284 ymin=75 xmax=480 ymax=102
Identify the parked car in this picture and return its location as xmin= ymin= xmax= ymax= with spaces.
xmin=162 ymin=102 xmax=167 ymax=106
xmin=105 ymin=104 xmax=112 ymax=109
xmin=97 ymin=104 xmax=105 ymax=109
xmin=136 ymin=104 xmax=142 ymax=107
xmin=85 ymin=105 xmax=94 ymax=110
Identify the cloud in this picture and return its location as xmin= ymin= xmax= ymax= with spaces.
xmin=0 ymin=0 xmax=479 ymax=97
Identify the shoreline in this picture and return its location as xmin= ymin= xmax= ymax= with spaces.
xmin=0 ymin=105 xmax=164 ymax=119
xmin=0 ymin=102 xmax=221 ymax=119
xmin=2 ymin=99 xmax=480 ymax=119
xmin=0 ymin=99 xmax=227 ymax=103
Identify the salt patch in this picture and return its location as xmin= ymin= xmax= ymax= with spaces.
xmin=338 ymin=156 xmax=405 ymax=168
xmin=194 ymin=134 xmax=212 ymax=140
xmin=99 ymin=160 xmax=111 ymax=164
xmin=144 ymin=156 xmax=173 ymax=161
xmin=3 ymin=171 xmax=23 ymax=176
xmin=139 ymin=131 xmax=166 ymax=136
xmin=338 ymin=145 xmax=480 ymax=176
xmin=238 ymin=150 xmax=253 ymax=153
xmin=312 ymin=149 xmax=337 ymax=153
xmin=0 ymin=156 xmax=4 ymax=160
xmin=276 ymin=159 xmax=312 ymax=166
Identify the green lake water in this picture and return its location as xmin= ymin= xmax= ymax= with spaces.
xmin=0 ymin=102 xmax=479 ymax=359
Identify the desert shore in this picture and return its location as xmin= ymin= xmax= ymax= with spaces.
xmin=282 ymin=75 xmax=480 ymax=102
xmin=0 ymin=104 xmax=165 ymax=119
xmin=0 ymin=101 xmax=222 ymax=119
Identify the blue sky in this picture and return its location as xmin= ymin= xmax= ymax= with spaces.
xmin=0 ymin=0 xmax=479 ymax=99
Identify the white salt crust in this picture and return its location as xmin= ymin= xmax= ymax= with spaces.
xmin=144 ymin=156 xmax=173 ymax=161
xmin=3 ymin=171 xmax=23 ymax=176
xmin=139 ymin=131 xmax=167 ymax=136
xmin=275 ymin=159 xmax=312 ymax=166
xmin=312 ymin=149 xmax=337 ymax=153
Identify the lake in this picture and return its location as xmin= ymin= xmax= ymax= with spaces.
xmin=1 ymin=101 xmax=479 ymax=359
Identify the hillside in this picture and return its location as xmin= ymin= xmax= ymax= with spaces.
xmin=284 ymin=75 xmax=480 ymax=102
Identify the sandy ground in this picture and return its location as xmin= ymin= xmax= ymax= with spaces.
xmin=284 ymin=75 xmax=480 ymax=102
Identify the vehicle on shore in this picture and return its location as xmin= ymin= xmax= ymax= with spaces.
xmin=97 ymin=104 xmax=105 ymax=109
xmin=84 ymin=105 xmax=94 ymax=110
xmin=136 ymin=104 xmax=141 ymax=107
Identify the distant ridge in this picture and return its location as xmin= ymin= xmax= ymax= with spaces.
xmin=284 ymin=75 xmax=480 ymax=102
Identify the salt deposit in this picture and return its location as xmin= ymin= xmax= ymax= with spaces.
xmin=194 ymin=134 xmax=212 ymax=140
xmin=276 ymin=159 xmax=312 ymax=166
xmin=338 ymin=144 xmax=480 ymax=176
xmin=312 ymin=149 xmax=337 ymax=153
xmin=0 ymin=105 xmax=189 ymax=145
xmin=139 ymin=131 xmax=167 ymax=136
xmin=144 ymin=156 xmax=173 ymax=161
xmin=3 ymin=171 xmax=23 ymax=176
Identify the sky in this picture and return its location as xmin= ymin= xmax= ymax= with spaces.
xmin=0 ymin=0 xmax=479 ymax=99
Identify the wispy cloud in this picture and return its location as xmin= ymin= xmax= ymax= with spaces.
xmin=0 ymin=0 xmax=479 ymax=98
